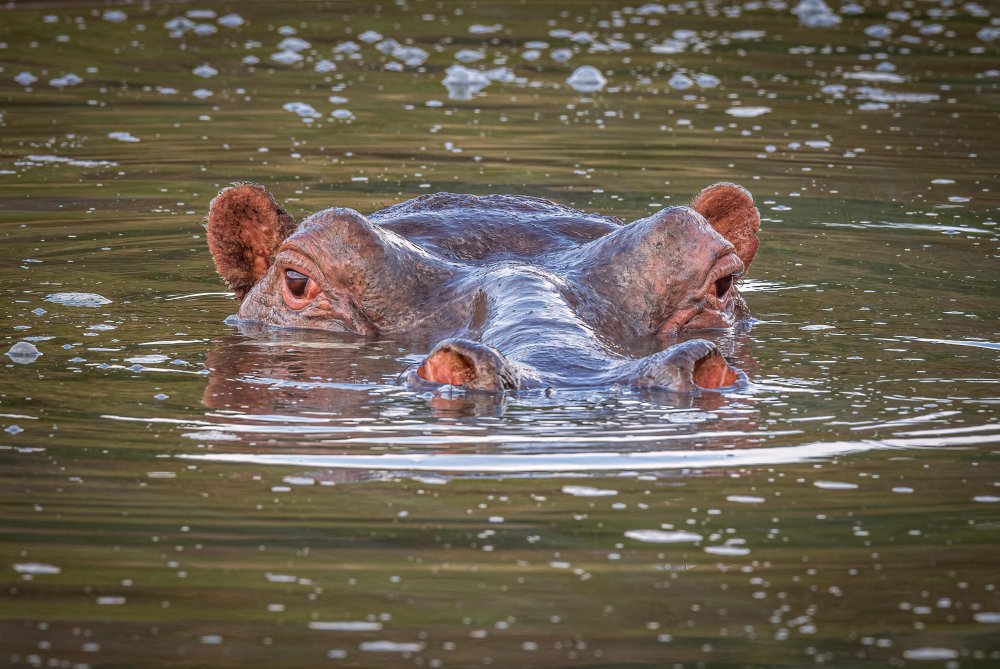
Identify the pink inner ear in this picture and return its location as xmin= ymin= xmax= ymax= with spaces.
xmin=690 ymin=183 xmax=761 ymax=269
xmin=206 ymin=183 xmax=297 ymax=300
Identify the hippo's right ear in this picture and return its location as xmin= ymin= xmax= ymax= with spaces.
xmin=206 ymin=182 xmax=297 ymax=300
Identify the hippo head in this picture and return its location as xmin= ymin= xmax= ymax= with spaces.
xmin=206 ymin=182 xmax=760 ymax=393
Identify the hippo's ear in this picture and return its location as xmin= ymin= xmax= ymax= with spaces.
xmin=690 ymin=183 xmax=761 ymax=270
xmin=206 ymin=182 xmax=297 ymax=300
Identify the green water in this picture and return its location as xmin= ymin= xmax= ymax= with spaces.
xmin=1 ymin=1 xmax=998 ymax=667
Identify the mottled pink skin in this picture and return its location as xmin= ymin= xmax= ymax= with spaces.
xmin=207 ymin=183 xmax=760 ymax=392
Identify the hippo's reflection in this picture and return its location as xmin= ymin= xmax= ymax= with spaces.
xmin=202 ymin=322 xmax=759 ymax=419
xmin=197 ymin=326 xmax=763 ymax=484
xmin=203 ymin=325 xmax=509 ymax=418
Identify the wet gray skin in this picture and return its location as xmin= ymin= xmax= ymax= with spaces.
xmin=206 ymin=181 xmax=761 ymax=392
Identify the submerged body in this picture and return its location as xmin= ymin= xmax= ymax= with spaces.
xmin=206 ymin=182 xmax=761 ymax=392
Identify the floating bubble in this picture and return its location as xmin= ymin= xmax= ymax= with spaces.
xmin=283 ymin=101 xmax=321 ymax=119
xmin=14 ymin=563 xmax=61 ymax=574
xmin=566 ymin=65 xmax=607 ymax=93
xmin=164 ymin=16 xmax=194 ymax=33
xmin=108 ymin=131 xmax=140 ymax=142
xmin=455 ymin=49 xmax=484 ymax=63
xmin=637 ymin=3 xmax=666 ymax=15
xmin=359 ymin=641 xmax=424 ymax=653
xmin=864 ymin=24 xmax=893 ymax=39
xmin=217 ymin=13 xmax=245 ymax=28
xmin=45 ymin=292 xmax=112 ymax=307
xmin=562 ymin=485 xmax=618 ymax=497
xmin=391 ymin=46 xmax=429 ymax=67
xmin=792 ymin=0 xmax=842 ymax=28
xmin=6 ymin=341 xmax=42 ymax=364
xmin=278 ymin=37 xmax=311 ymax=53
xmin=485 ymin=66 xmax=520 ymax=83
xmin=333 ymin=40 xmax=360 ymax=54
xmin=902 ymin=648 xmax=958 ymax=661
xmin=857 ymin=88 xmax=939 ymax=104
xmin=625 ymin=529 xmax=703 ymax=543
xmin=695 ymin=73 xmax=720 ymax=88
xmin=49 ymin=73 xmax=83 ymax=88
xmin=309 ymin=621 xmax=383 ymax=631
xmin=650 ymin=39 xmax=687 ymax=54
xmin=978 ymin=27 xmax=1000 ymax=42
xmin=551 ymin=48 xmax=574 ymax=63
xmin=443 ymin=65 xmax=491 ymax=100
xmin=668 ymin=72 xmax=694 ymax=90
xmin=705 ymin=545 xmax=751 ymax=556
xmin=814 ymin=480 xmax=858 ymax=490
xmin=726 ymin=106 xmax=771 ymax=118
xmin=843 ymin=71 xmax=906 ymax=83
xmin=271 ymin=51 xmax=304 ymax=65
xmin=192 ymin=64 xmax=218 ymax=78
xmin=23 ymin=154 xmax=117 ymax=168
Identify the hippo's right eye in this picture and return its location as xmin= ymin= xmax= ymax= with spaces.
xmin=285 ymin=269 xmax=310 ymax=298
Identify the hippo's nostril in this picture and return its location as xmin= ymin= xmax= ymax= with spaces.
xmin=692 ymin=349 xmax=740 ymax=388
xmin=418 ymin=346 xmax=478 ymax=387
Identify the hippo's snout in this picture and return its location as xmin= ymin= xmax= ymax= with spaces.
xmin=412 ymin=337 xmax=742 ymax=394
xmin=617 ymin=339 xmax=743 ymax=392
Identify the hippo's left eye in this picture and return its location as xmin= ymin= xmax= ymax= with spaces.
xmin=282 ymin=268 xmax=321 ymax=308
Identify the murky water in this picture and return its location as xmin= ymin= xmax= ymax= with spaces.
xmin=2 ymin=1 xmax=999 ymax=667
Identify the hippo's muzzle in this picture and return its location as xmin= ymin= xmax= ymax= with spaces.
xmin=410 ymin=336 xmax=742 ymax=394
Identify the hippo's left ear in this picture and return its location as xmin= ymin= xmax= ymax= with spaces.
xmin=206 ymin=182 xmax=297 ymax=300
xmin=690 ymin=183 xmax=761 ymax=270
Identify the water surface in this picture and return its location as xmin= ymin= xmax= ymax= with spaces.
xmin=1 ymin=1 xmax=998 ymax=667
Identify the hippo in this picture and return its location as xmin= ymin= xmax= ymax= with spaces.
xmin=205 ymin=182 xmax=761 ymax=393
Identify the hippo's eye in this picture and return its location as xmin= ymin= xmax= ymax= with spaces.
xmin=707 ymin=253 xmax=744 ymax=301
xmin=714 ymin=274 xmax=733 ymax=300
xmin=284 ymin=268 xmax=311 ymax=300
